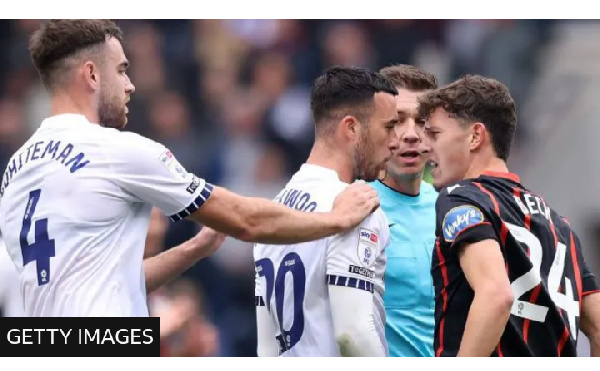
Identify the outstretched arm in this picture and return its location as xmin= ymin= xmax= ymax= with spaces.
xmin=144 ymin=227 xmax=225 ymax=294
xmin=190 ymin=182 xmax=380 ymax=244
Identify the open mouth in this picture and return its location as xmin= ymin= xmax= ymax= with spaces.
xmin=428 ymin=160 xmax=438 ymax=168
xmin=399 ymin=150 xmax=420 ymax=159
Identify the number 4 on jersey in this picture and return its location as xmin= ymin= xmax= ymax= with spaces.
xmin=20 ymin=189 xmax=56 ymax=286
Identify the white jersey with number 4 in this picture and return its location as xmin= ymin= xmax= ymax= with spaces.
xmin=0 ymin=114 xmax=212 ymax=317
xmin=253 ymin=164 xmax=389 ymax=356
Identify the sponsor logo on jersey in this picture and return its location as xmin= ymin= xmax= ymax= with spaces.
xmin=358 ymin=228 xmax=378 ymax=267
xmin=360 ymin=229 xmax=378 ymax=243
xmin=442 ymin=205 xmax=485 ymax=242
xmin=348 ymin=265 xmax=375 ymax=279
xmin=186 ymin=175 xmax=201 ymax=194
xmin=159 ymin=150 xmax=174 ymax=165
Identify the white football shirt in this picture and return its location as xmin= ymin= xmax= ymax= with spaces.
xmin=0 ymin=236 xmax=25 ymax=317
xmin=0 ymin=114 xmax=212 ymax=317
xmin=254 ymin=164 xmax=389 ymax=356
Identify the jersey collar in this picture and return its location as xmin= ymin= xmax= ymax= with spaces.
xmin=481 ymin=170 xmax=521 ymax=183
xmin=39 ymin=114 xmax=95 ymax=130
xmin=299 ymin=164 xmax=344 ymax=183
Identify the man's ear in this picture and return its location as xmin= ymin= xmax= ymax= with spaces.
xmin=340 ymin=115 xmax=359 ymax=143
xmin=83 ymin=60 xmax=100 ymax=91
xmin=470 ymin=122 xmax=486 ymax=152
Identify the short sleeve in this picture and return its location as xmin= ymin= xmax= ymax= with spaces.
xmin=326 ymin=209 xmax=389 ymax=292
xmin=106 ymin=132 xmax=213 ymax=221
xmin=436 ymin=184 xmax=498 ymax=250
xmin=571 ymin=232 xmax=600 ymax=296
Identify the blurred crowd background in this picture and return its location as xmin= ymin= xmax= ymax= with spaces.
xmin=1 ymin=19 xmax=599 ymax=357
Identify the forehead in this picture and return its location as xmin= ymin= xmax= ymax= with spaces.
xmin=373 ymin=91 xmax=397 ymax=115
xmin=426 ymin=107 xmax=462 ymax=129
xmin=104 ymin=36 xmax=126 ymax=62
xmin=395 ymin=88 xmax=425 ymax=112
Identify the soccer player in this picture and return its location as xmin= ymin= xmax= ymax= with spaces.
xmin=0 ymin=20 xmax=379 ymax=317
xmin=254 ymin=66 xmax=399 ymax=356
xmin=371 ymin=64 xmax=438 ymax=357
xmin=419 ymin=75 xmax=600 ymax=356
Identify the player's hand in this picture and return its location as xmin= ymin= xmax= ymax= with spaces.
xmin=189 ymin=227 xmax=226 ymax=260
xmin=332 ymin=180 xmax=380 ymax=230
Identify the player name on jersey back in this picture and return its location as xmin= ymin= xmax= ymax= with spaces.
xmin=273 ymin=188 xmax=318 ymax=212
xmin=433 ymin=174 xmax=600 ymax=356
xmin=1 ymin=140 xmax=90 ymax=197
xmin=0 ymin=114 xmax=215 ymax=317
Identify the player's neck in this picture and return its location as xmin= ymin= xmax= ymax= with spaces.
xmin=381 ymin=173 xmax=421 ymax=196
xmin=50 ymin=91 xmax=99 ymax=124
xmin=465 ymin=156 xmax=509 ymax=180
xmin=306 ymin=140 xmax=354 ymax=183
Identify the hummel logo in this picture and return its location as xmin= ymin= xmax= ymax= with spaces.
xmin=447 ymin=184 xmax=462 ymax=194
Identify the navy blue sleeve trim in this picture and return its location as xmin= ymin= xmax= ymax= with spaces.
xmin=168 ymin=183 xmax=214 ymax=222
xmin=255 ymin=295 xmax=266 ymax=307
xmin=327 ymin=274 xmax=374 ymax=293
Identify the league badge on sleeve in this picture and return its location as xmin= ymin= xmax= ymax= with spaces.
xmin=357 ymin=228 xmax=378 ymax=267
xmin=158 ymin=149 xmax=188 ymax=180
xmin=442 ymin=205 xmax=485 ymax=242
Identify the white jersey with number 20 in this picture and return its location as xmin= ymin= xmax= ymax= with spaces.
xmin=254 ymin=164 xmax=389 ymax=356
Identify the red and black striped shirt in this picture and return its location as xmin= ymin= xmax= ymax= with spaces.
xmin=432 ymin=171 xmax=600 ymax=357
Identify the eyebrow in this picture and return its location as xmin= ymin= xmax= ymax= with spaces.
xmin=397 ymin=108 xmax=418 ymax=115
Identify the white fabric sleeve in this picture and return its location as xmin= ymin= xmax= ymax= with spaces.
xmin=326 ymin=209 xmax=389 ymax=356
xmin=106 ymin=132 xmax=213 ymax=221
xmin=255 ymin=264 xmax=279 ymax=357
xmin=328 ymin=285 xmax=386 ymax=356
xmin=326 ymin=209 xmax=388 ymax=288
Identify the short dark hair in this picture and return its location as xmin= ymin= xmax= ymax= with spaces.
xmin=418 ymin=75 xmax=517 ymax=161
xmin=310 ymin=66 xmax=398 ymax=135
xmin=29 ymin=19 xmax=123 ymax=90
xmin=379 ymin=64 xmax=438 ymax=91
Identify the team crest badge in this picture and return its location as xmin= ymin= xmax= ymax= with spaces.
xmin=158 ymin=149 xmax=188 ymax=180
xmin=357 ymin=228 xmax=378 ymax=267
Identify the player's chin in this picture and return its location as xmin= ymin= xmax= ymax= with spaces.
xmin=400 ymin=163 xmax=426 ymax=176
xmin=117 ymin=114 xmax=128 ymax=129
xmin=430 ymin=169 xmax=445 ymax=188
xmin=432 ymin=174 xmax=456 ymax=191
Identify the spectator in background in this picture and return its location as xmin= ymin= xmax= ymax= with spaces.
xmin=152 ymin=279 xmax=220 ymax=357
xmin=149 ymin=90 xmax=217 ymax=183
xmin=320 ymin=21 xmax=376 ymax=70
xmin=0 ymin=98 xmax=28 ymax=170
